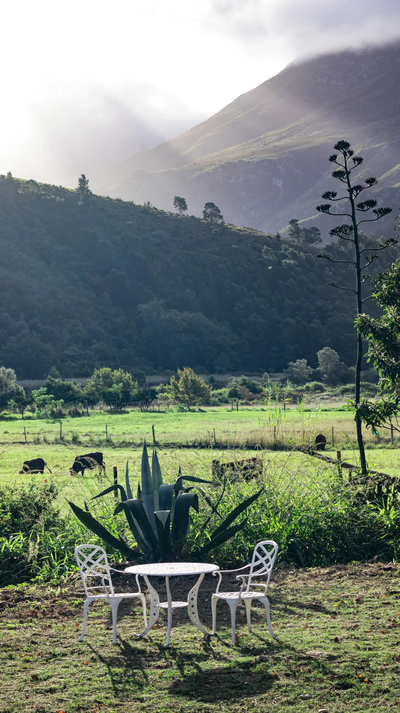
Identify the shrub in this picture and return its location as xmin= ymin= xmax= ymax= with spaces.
xmin=304 ymin=381 xmax=325 ymax=392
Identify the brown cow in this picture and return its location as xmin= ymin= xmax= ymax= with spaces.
xmin=212 ymin=457 xmax=262 ymax=483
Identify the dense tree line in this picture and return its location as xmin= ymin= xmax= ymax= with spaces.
xmin=0 ymin=176 xmax=398 ymax=378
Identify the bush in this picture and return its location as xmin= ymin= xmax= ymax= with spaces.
xmin=0 ymin=481 xmax=111 ymax=586
xmin=304 ymin=381 xmax=325 ymax=392
xmin=188 ymin=457 xmax=400 ymax=568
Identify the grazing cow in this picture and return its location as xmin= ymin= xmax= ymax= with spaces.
xmin=20 ymin=457 xmax=52 ymax=474
xmin=315 ymin=433 xmax=327 ymax=451
xmin=212 ymin=457 xmax=262 ymax=483
xmin=70 ymin=451 xmax=105 ymax=476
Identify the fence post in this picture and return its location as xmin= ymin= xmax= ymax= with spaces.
xmin=24 ymin=427 xmax=27 ymax=443
xmin=213 ymin=428 xmax=216 ymax=445
xmin=336 ymin=450 xmax=342 ymax=478
xmin=60 ymin=422 xmax=63 ymax=441
xmin=391 ymin=424 xmax=394 ymax=445
xmin=106 ymin=424 xmax=108 ymax=440
xmin=331 ymin=425 xmax=334 ymax=447
xmin=236 ymin=400 xmax=239 ymax=411
xmin=113 ymin=467 xmax=118 ymax=504
xmin=152 ymin=424 xmax=156 ymax=447
xmin=274 ymin=425 xmax=276 ymax=443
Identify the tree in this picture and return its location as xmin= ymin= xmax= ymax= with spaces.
xmin=356 ymin=258 xmax=400 ymax=432
xmin=76 ymin=174 xmax=91 ymax=197
xmin=173 ymin=196 xmax=188 ymax=216
xmin=167 ymin=367 xmax=211 ymax=408
xmin=44 ymin=376 xmax=83 ymax=404
xmin=316 ymin=347 xmax=352 ymax=385
xmin=0 ymin=366 xmax=18 ymax=409
xmin=85 ymin=368 xmax=137 ymax=409
xmin=284 ymin=359 xmax=313 ymax=385
xmin=303 ymin=226 xmax=322 ymax=245
xmin=316 ymin=140 xmax=394 ymax=474
xmin=132 ymin=387 xmax=157 ymax=411
xmin=288 ymin=219 xmax=321 ymax=244
xmin=288 ymin=219 xmax=302 ymax=243
xmin=8 ymin=385 xmax=28 ymax=417
xmin=203 ymin=202 xmax=224 ymax=224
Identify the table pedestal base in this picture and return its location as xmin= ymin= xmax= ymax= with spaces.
xmin=135 ymin=573 xmax=209 ymax=647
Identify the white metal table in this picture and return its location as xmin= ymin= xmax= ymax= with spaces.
xmin=124 ymin=562 xmax=219 ymax=647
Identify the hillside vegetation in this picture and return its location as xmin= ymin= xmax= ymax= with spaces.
xmin=0 ymin=175 xmax=398 ymax=378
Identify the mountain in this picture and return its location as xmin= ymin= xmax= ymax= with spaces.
xmin=102 ymin=43 xmax=400 ymax=236
xmin=0 ymin=176 xmax=398 ymax=379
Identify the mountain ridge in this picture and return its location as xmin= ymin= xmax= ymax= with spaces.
xmin=101 ymin=42 xmax=400 ymax=234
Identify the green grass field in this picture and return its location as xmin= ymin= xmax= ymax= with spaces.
xmin=1 ymin=404 xmax=398 ymax=450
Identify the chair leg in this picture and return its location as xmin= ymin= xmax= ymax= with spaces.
xmin=244 ymin=598 xmax=252 ymax=633
xmin=211 ymin=595 xmax=218 ymax=634
xmin=79 ymin=598 xmax=91 ymax=642
xmin=139 ymin=594 xmax=147 ymax=629
xmin=227 ymin=599 xmax=240 ymax=645
xmin=109 ymin=598 xmax=122 ymax=644
xmin=260 ymin=596 xmax=274 ymax=639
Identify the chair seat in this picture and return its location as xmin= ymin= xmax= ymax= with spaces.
xmin=87 ymin=592 xmax=144 ymax=600
xmin=213 ymin=590 xmax=265 ymax=600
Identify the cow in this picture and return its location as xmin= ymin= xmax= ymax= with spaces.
xmin=20 ymin=457 xmax=52 ymax=474
xmin=315 ymin=433 xmax=327 ymax=451
xmin=70 ymin=451 xmax=105 ymax=476
xmin=212 ymin=457 xmax=262 ymax=483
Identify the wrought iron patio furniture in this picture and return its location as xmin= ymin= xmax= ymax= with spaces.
xmin=211 ymin=540 xmax=278 ymax=644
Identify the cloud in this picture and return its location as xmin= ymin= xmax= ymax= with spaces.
xmin=3 ymin=0 xmax=400 ymax=188
xmin=209 ymin=0 xmax=400 ymax=57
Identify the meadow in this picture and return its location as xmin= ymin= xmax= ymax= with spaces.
xmin=2 ymin=403 xmax=400 ymax=712
xmin=1 ymin=400 xmax=399 ymax=449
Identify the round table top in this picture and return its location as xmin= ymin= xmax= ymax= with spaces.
xmin=124 ymin=562 xmax=219 ymax=577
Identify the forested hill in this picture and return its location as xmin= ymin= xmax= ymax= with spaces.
xmin=0 ymin=176 xmax=397 ymax=379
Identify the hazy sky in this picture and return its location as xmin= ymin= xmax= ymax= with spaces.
xmin=3 ymin=0 xmax=400 ymax=187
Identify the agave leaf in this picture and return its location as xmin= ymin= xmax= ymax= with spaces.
xmin=171 ymin=492 xmax=199 ymax=546
xmin=154 ymin=510 xmax=171 ymax=559
xmin=67 ymin=500 xmax=134 ymax=558
xmin=173 ymin=474 xmax=211 ymax=496
xmin=210 ymin=488 xmax=264 ymax=541
xmin=198 ymin=518 xmax=248 ymax=556
xmin=116 ymin=501 xmax=150 ymax=555
xmin=178 ymin=475 xmax=213 ymax=485
xmin=191 ymin=487 xmax=222 ymax=517
xmin=120 ymin=498 xmax=158 ymax=553
xmin=141 ymin=441 xmax=156 ymax=533
xmin=125 ymin=461 xmax=133 ymax=500
xmin=152 ymin=448 xmax=163 ymax=510
xmin=91 ymin=484 xmax=127 ymax=502
xmin=159 ymin=483 xmax=175 ymax=510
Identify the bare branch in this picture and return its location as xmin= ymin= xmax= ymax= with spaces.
xmin=328 ymin=283 xmax=357 ymax=293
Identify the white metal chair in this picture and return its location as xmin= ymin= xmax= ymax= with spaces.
xmin=211 ymin=540 xmax=278 ymax=644
xmin=75 ymin=544 xmax=147 ymax=644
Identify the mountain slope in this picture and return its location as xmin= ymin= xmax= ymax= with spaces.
xmin=103 ymin=43 xmax=400 ymax=235
xmin=0 ymin=176 xmax=398 ymax=379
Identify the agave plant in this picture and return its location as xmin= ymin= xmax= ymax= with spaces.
xmin=68 ymin=441 xmax=263 ymax=561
